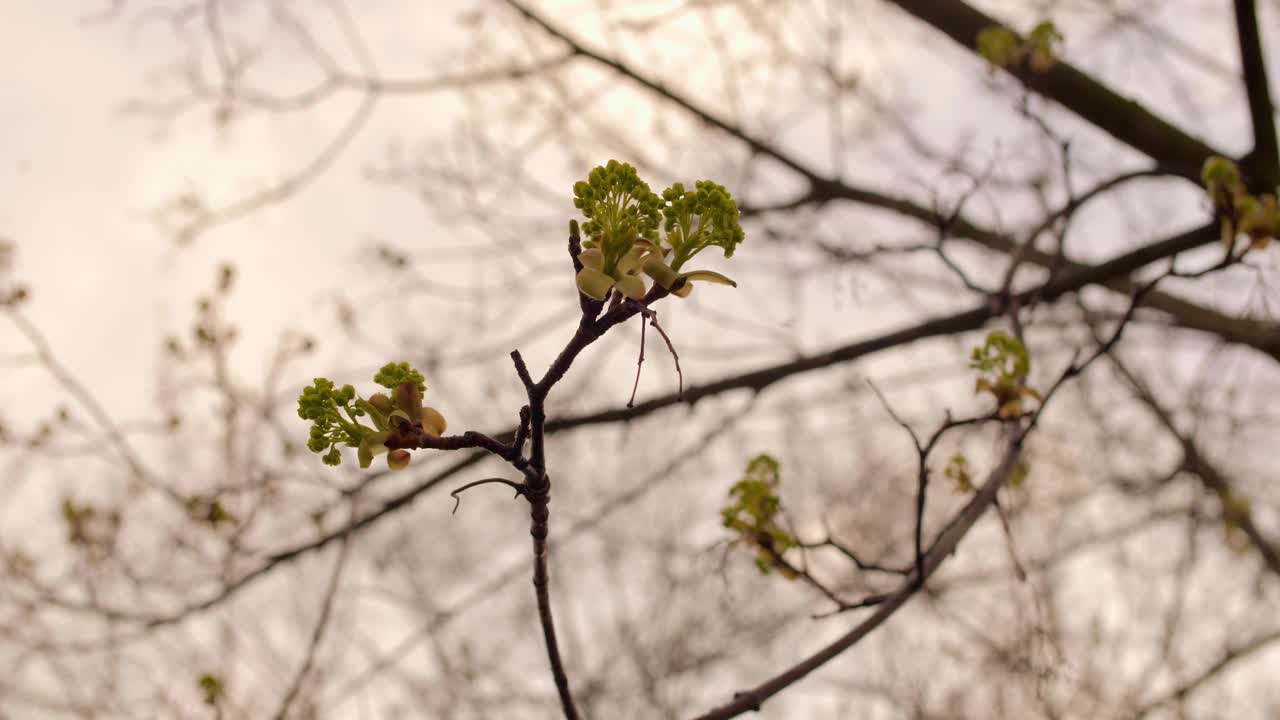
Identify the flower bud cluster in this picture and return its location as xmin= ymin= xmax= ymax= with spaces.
xmin=297 ymin=362 xmax=447 ymax=470
xmin=1202 ymin=156 xmax=1280 ymax=251
xmin=573 ymin=161 xmax=744 ymax=302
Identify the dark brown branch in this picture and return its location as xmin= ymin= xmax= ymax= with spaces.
xmin=1234 ymin=0 xmax=1280 ymax=188
xmin=883 ymin=0 xmax=1225 ymax=180
xmin=779 ymin=174 xmax=1280 ymax=362
xmin=505 ymin=276 xmax=676 ymax=718
xmin=511 ymin=349 xmax=536 ymax=392
xmin=527 ymin=480 xmax=577 ymax=720
xmin=512 ymin=405 xmax=531 ymax=456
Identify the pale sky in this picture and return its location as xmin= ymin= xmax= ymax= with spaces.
xmin=1 ymin=3 xmax=478 ymax=423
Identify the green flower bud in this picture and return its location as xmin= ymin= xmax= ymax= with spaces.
xmin=976 ymin=26 xmax=1021 ymax=68
xmin=1239 ymin=194 xmax=1277 ymax=240
xmin=387 ymin=449 xmax=411 ymax=471
xmin=373 ymin=362 xmax=427 ymax=393
xmin=1201 ymin=156 xmax=1240 ymax=189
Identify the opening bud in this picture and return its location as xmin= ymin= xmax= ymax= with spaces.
xmin=368 ymin=393 xmax=392 ymax=414
xmin=578 ymin=248 xmax=604 ymax=271
xmin=395 ymin=382 xmax=423 ymax=418
xmin=642 ymin=256 xmax=680 ymax=289
xmin=420 ymin=407 xmax=447 ymax=437
xmin=616 ymin=246 xmax=644 ymax=275
xmin=357 ymin=430 xmax=392 ymax=468
xmin=614 ymin=273 xmax=647 ymax=300
xmin=679 ymin=270 xmax=737 ymax=287
xmin=576 ymin=267 xmax=615 ymax=300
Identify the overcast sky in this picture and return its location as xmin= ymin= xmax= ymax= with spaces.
xmin=1 ymin=3 xmax=460 ymax=424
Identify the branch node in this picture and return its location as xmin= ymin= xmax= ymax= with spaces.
xmin=510 ymin=350 xmax=535 ymax=391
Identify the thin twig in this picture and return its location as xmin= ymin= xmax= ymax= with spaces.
xmin=688 ymin=429 xmax=1030 ymax=720
xmin=628 ymin=313 xmax=648 ymax=408
xmin=645 ymin=310 xmax=683 ymax=400
xmin=449 ymin=477 xmax=527 ymax=515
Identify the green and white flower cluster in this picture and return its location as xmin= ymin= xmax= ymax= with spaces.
xmin=572 ymin=160 xmax=744 ymax=301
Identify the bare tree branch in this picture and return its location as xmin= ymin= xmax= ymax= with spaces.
xmin=883 ymin=0 xmax=1226 ymax=180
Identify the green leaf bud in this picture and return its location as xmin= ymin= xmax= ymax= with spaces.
xmin=1026 ymin=21 xmax=1063 ymax=72
xmin=976 ymin=26 xmax=1021 ymax=68
xmin=1201 ymin=156 xmax=1242 ymax=199
xmin=198 ymin=674 xmax=224 ymax=706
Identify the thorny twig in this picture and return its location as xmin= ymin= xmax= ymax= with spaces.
xmin=449 ymin=477 xmax=528 ymax=515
